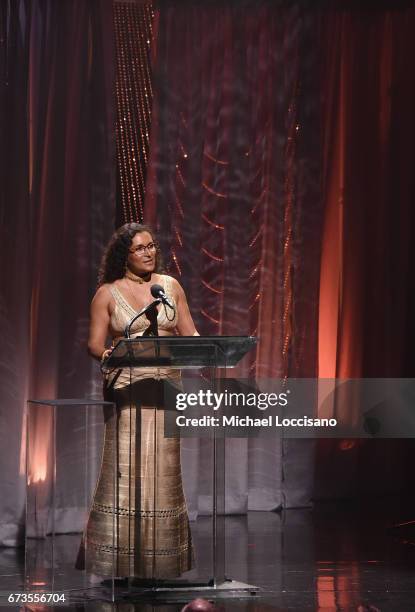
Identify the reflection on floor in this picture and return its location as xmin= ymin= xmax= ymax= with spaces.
xmin=1 ymin=498 xmax=415 ymax=611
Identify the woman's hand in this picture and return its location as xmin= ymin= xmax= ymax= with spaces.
xmin=101 ymin=347 xmax=114 ymax=363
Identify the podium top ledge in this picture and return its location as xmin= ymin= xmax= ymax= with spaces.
xmin=105 ymin=335 xmax=258 ymax=369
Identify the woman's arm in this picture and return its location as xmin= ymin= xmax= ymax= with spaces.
xmin=172 ymin=278 xmax=200 ymax=337
xmin=87 ymin=285 xmax=113 ymax=361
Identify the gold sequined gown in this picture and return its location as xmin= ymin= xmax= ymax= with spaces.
xmin=77 ymin=275 xmax=193 ymax=578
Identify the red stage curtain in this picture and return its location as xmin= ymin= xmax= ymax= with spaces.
xmin=0 ymin=0 xmax=116 ymax=544
xmin=318 ymin=6 xmax=415 ymax=498
xmin=145 ymin=1 xmax=415 ymax=505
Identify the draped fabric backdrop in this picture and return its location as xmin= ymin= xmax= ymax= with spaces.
xmin=144 ymin=1 xmax=415 ymax=510
xmin=0 ymin=0 xmax=116 ymax=545
xmin=145 ymin=2 xmax=322 ymax=513
xmin=317 ymin=6 xmax=415 ymax=499
xmin=1 ymin=0 xmax=415 ymax=545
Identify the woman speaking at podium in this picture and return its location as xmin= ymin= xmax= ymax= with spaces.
xmin=77 ymin=222 xmax=199 ymax=579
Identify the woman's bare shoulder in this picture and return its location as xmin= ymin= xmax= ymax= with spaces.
xmin=92 ymin=283 xmax=115 ymax=304
xmin=159 ymin=273 xmax=178 ymax=283
xmin=160 ymin=274 xmax=183 ymax=292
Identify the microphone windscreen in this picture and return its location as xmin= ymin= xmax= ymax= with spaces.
xmin=150 ymin=284 xmax=164 ymax=299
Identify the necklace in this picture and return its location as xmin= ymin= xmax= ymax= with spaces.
xmin=124 ymin=272 xmax=154 ymax=312
xmin=124 ymin=269 xmax=151 ymax=283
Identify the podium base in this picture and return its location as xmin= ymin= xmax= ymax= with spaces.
xmin=110 ymin=578 xmax=261 ymax=602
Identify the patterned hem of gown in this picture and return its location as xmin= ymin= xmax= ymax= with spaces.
xmin=85 ymin=557 xmax=194 ymax=580
xmin=88 ymin=540 xmax=192 ymax=557
xmin=92 ymin=501 xmax=189 ymax=518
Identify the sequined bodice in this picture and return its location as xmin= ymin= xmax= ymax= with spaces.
xmin=106 ymin=275 xmax=179 ymax=389
xmin=109 ymin=275 xmax=178 ymax=337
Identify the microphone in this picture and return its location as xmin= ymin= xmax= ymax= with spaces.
xmin=151 ymin=283 xmax=175 ymax=310
xmin=124 ymin=298 xmax=161 ymax=338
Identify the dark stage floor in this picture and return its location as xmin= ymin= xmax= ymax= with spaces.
xmin=1 ymin=499 xmax=415 ymax=611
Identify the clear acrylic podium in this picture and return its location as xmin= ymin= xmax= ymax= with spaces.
xmin=103 ymin=335 xmax=257 ymax=599
xmin=26 ymin=336 xmax=257 ymax=603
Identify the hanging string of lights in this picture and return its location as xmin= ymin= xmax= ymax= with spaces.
xmin=282 ymin=89 xmax=298 ymax=374
xmin=114 ymin=1 xmax=154 ymax=223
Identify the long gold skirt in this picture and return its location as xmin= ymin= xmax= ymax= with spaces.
xmin=77 ymin=378 xmax=193 ymax=578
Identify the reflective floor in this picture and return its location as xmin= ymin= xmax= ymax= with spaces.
xmin=1 ymin=498 xmax=415 ymax=611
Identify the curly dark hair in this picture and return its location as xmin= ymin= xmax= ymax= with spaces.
xmin=97 ymin=223 xmax=164 ymax=286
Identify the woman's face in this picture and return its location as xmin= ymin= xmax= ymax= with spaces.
xmin=126 ymin=231 xmax=157 ymax=276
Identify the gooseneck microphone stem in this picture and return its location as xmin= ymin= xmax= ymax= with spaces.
xmin=124 ymin=298 xmax=162 ymax=338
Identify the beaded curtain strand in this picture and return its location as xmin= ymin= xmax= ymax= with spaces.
xmin=114 ymin=2 xmax=154 ymax=223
